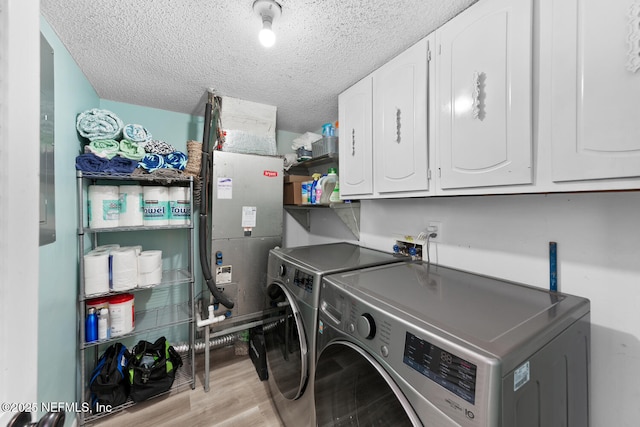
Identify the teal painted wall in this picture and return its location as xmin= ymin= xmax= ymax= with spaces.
xmin=38 ymin=18 xmax=99 ymax=426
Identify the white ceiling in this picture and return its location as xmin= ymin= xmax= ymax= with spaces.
xmin=40 ymin=0 xmax=477 ymax=134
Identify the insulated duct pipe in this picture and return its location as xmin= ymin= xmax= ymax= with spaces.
xmin=199 ymin=90 xmax=234 ymax=309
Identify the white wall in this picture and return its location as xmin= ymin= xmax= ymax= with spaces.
xmin=0 ymin=0 xmax=40 ymax=425
xmin=298 ymin=191 xmax=640 ymax=425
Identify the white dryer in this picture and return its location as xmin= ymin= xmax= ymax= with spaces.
xmin=315 ymin=262 xmax=590 ymax=426
xmin=264 ymin=242 xmax=406 ymax=427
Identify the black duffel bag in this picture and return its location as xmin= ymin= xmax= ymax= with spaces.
xmin=127 ymin=336 xmax=183 ymax=402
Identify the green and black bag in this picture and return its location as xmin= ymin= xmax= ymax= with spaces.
xmin=127 ymin=336 xmax=183 ymax=402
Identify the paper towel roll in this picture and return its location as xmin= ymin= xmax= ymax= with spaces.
xmin=143 ymin=186 xmax=170 ymax=226
xmin=169 ymin=186 xmax=191 ymax=225
xmin=138 ymin=250 xmax=163 ymax=287
xmin=84 ymin=251 xmax=110 ymax=295
xmin=111 ymin=247 xmax=139 ymax=291
xmin=118 ymin=185 xmax=143 ymax=227
xmin=88 ymin=185 xmax=120 ymax=229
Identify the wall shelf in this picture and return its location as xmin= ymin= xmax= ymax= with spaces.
xmin=284 ymin=201 xmax=361 ymax=239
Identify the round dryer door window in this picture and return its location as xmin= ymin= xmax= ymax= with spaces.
xmin=315 ymin=341 xmax=421 ymax=427
xmin=264 ymin=282 xmax=308 ymax=400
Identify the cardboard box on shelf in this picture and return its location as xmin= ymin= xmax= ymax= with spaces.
xmin=284 ymin=175 xmax=312 ymax=205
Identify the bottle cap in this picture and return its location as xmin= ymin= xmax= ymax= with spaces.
xmin=328 ymin=167 xmax=337 ymax=174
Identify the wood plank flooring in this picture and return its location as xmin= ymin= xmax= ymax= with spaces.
xmin=92 ymin=346 xmax=283 ymax=427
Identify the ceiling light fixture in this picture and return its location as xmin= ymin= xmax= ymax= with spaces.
xmin=253 ymin=0 xmax=282 ymax=48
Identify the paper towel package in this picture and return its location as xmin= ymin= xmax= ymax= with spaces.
xmin=143 ymin=186 xmax=170 ymax=226
xmin=88 ymin=185 xmax=120 ymax=228
xmin=119 ymin=185 xmax=144 ymax=227
xmin=169 ymin=186 xmax=190 ymax=225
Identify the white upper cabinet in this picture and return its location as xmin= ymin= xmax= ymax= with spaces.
xmin=373 ymin=37 xmax=430 ymax=194
xmin=436 ymin=0 xmax=533 ymax=190
xmin=550 ymin=0 xmax=640 ymax=182
xmin=338 ymin=75 xmax=374 ymax=197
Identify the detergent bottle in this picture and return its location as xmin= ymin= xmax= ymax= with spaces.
xmin=320 ymin=168 xmax=338 ymax=204
xmin=329 ymin=170 xmax=341 ymax=203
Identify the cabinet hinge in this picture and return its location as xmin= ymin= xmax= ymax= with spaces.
xmin=427 ymin=169 xmax=432 ymax=180
xmin=427 ymin=50 xmax=431 ymax=62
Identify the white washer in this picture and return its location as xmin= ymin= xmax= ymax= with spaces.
xmin=315 ymin=262 xmax=591 ymax=426
xmin=264 ymin=242 xmax=406 ymax=427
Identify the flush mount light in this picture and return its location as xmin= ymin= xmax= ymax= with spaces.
xmin=253 ymin=0 xmax=282 ymax=48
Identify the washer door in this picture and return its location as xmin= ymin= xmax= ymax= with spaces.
xmin=315 ymin=341 xmax=422 ymax=427
xmin=264 ymin=282 xmax=309 ymax=400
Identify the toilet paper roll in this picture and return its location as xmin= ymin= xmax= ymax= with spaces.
xmin=143 ymin=186 xmax=170 ymax=226
xmin=169 ymin=186 xmax=191 ymax=225
xmin=84 ymin=251 xmax=110 ymax=295
xmin=138 ymin=250 xmax=163 ymax=287
xmin=111 ymin=247 xmax=139 ymax=291
xmin=88 ymin=185 xmax=120 ymax=229
xmin=118 ymin=185 xmax=144 ymax=227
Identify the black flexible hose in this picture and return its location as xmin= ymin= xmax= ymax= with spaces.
xmin=198 ymin=93 xmax=234 ymax=309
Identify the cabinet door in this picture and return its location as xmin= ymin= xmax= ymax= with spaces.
xmin=338 ymin=75 xmax=373 ymax=197
xmin=437 ymin=0 xmax=533 ymax=189
xmin=551 ymin=0 xmax=640 ymax=182
xmin=373 ymin=38 xmax=429 ymax=194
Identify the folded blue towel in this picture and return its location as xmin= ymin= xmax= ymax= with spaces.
xmin=164 ymin=151 xmax=188 ymax=170
xmin=122 ymin=123 xmax=152 ymax=144
xmin=75 ymin=153 xmax=109 ymax=172
xmin=76 ymin=109 xmax=123 ymax=141
xmin=103 ymin=156 xmax=139 ymax=174
xmin=138 ymin=153 xmax=165 ymax=172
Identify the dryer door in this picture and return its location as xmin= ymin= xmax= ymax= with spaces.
xmin=264 ymin=282 xmax=308 ymax=400
xmin=315 ymin=341 xmax=422 ymax=427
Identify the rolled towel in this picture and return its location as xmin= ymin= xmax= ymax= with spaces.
xmin=76 ymin=108 xmax=123 ymax=141
xmin=85 ymin=139 xmax=120 ymax=159
xmin=75 ymin=153 xmax=109 ymax=172
xmin=122 ymin=123 xmax=152 ymax=145
xmin=164 ymin=151 xmax=188 ymax=170
xmin=144 ymin=139 xmax=176 ymax=155
xmin=118 ymin=139 xmax=146 ymax=161
xmin=139 ymin=153 xmax=165 ymax=172
xmin=103 ymin=155 xmax=139 ymax=174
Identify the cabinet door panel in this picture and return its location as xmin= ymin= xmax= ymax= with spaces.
xmin=551 ymin=0 xmax=640 ymax=181
xmin=438 ymin=0 xmax=532 ymax=189
xmin=338 ymin=76 xmax=373 ymax=197
xmin=374 ymin=38 xmax=429 ymax=194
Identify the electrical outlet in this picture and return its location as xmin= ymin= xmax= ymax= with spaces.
xmin=427 ymin=221 xmax=443 ymax=243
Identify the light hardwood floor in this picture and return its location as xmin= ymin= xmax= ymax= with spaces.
xmin=92 ymin=346 xmax=283 ymax=427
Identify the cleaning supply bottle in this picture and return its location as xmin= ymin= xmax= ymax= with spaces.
xmin=98 ymin=307 xmax=110 ymax=340
xmin=329 ymin=170 xmax=341 ymax=203
xmin=321 ymin=168 xmax=338 ymax=204
xmin=309 ymin=173 xmax=322 ymax=204
xmin=316 ymin=174 xmax=327 ymax=204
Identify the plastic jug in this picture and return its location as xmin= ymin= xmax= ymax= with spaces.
xmin=320 ymin=168 xmax=338 ymax=204
xmin=329 ymin=175 xmax=341 ymax=203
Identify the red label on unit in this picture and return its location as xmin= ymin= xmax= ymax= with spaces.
xmin=263 ymin=171 xmax=279 ymax=177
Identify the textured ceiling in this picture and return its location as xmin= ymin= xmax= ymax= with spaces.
xmin=41 ymin=0 xmax=477 ymax=134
